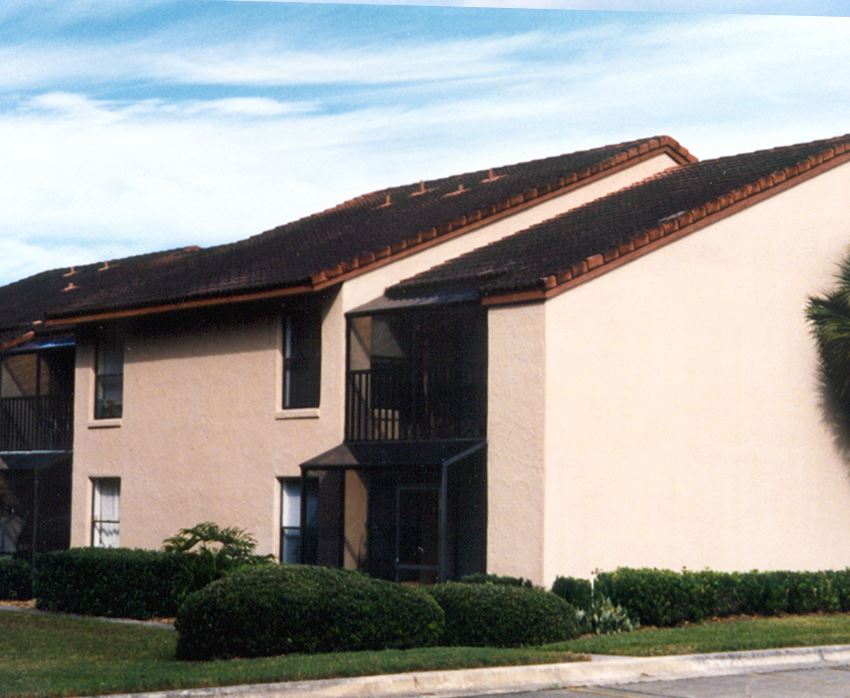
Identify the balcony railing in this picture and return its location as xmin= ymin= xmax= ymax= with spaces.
xmin=0 ymin=395 xmax=73 ymax=452
xmin=345 ymin=366 xmax=485 ymax=442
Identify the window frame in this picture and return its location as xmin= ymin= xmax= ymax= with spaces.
xmin=91 ymin=477 xmax=121 ymax=548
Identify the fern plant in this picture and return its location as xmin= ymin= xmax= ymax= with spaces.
xmin=163 ymin=522 xmax=271 ymax=586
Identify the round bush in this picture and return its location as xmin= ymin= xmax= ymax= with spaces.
xmin=427 ymin=582 xmax=581 ymax=647
xmin=175 ymin=565 xmax=445 ymax=660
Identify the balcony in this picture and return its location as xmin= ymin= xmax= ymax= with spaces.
xmin=0 ymin=394 xmax=73 ymax=452
xmin=0 ymin=345 xmax=74 ymax=453
xmin=345 ymin=305 xmax=487 ymax=442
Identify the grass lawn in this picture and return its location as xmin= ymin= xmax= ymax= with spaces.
xmin=557 ymin=613 xmax=850 ymax=656
xmin=6 ymin=611 xmax=850 ymax=698
xmin=0 ymin=611 xmax=583 ymax=698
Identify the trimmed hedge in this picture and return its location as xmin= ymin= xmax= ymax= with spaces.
xmin=0 ymin=557 xmax=31 ymax=600
xmin=34 ymin=548 xmax=217 ymax=619
xmin=592 ymin=568 xmax=850 ymax=627
xmin=175 ymin=565 xmax=444 ymax=660
xmin=427 ymin=582 xmax=581 ymax=647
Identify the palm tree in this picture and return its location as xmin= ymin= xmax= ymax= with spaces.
xmin=807 ymin=254 xmax=850 ymax=444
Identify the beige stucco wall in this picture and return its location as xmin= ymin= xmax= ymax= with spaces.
xmin=487 ymin=302 xmax=547 ymax=582
xmin=69 ymin=153 xmax=678 ymax=555
xmin=70 ymin=304 xmax=344 ymax=554
xmin=536 ymin=161 xmax=850 ymax=585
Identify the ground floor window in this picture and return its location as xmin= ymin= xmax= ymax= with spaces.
xmin=279 ymin=477 xmax=318 ymax=563
xmin=91 ymin=478 xmax=120 ymax=548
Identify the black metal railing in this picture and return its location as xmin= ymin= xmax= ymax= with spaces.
xmin=345 ymin=366 xmax=484 ymax=442
xmin=0 ymin=395 xmax=73 ymax=451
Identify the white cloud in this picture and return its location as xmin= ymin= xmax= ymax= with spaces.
xmin=0 ymin=31 xmax=540 ymax=92
xmin=1 ymin=10 xmax=849 ymax=284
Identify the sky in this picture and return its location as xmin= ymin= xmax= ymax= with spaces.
xmin=0 ymin=0 xmax=849 ymax=285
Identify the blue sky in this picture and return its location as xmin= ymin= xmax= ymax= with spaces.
xmin=1 ymin=0 xmax=849 ymax=285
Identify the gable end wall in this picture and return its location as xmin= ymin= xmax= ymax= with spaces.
xmin=540 ymin=159 xmax=850 ymax=584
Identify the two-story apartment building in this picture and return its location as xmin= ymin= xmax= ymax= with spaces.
xmin=5 ymin=131 xmax=850 ymax=586
xmin=0 ymin=136 xmax=690 ymax=580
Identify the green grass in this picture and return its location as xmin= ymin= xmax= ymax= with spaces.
xmin=7 ymin=610 xmax=850 ymax=697
xmin=556 ymin=613 xmax=850 ymax=656
xmin=0 ymin=611 xmax=583 ymax=698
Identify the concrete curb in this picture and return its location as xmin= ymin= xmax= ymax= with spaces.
xmin=93 ymin=644 xmax=850 ymax=698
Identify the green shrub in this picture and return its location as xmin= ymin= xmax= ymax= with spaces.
xmin=551 ymin=576 xmax=593 ymax=611
xmin=458 ymin=572 xmax=534 ymax=588
xmin=736 ymin=571 xmax=785 ymax=616
xmin=827 ymin=569 xmax=850 ymax=611
xmin=0 ymin=557 xmax=31 ymax=600
xmin=175 ymin=565 xmax=444 ymax=660
xmin=595 ymin=568 xmax=706 ymax=626
xmin=34 ymin=548 xmax=205 ymax=618
xmin=786 ymin=571 xmax=839 ymax=614
xmin=690 ymin=570 xmax=745 ymax=618
xmin=427 ymin=582 xmax=580 ymax=647
xmin=591 ymin=567 xmax=850 ymax=627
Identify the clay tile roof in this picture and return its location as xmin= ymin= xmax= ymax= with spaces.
xmin=388 ymin=133 xmax=850 ymax=304
xmin=5 ymin=135 xmax=690 ymax=326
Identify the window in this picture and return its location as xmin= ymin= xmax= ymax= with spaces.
xmin=91 ymin=478 xmax=120 ymax=548
xmin=280 ymin=477 xmax=318 ymax=563
xmin=95 ymin=333 xmax=124 ymax=419
xmin=282 ymin=306 xmax=321 ymax=409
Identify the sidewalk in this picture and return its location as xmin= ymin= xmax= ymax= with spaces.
xmin=95 ymin=644 xmax=850 ymax=698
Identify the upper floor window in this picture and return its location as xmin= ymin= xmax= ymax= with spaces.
xmin=282 ymin=305 xmax=321 ymax=409
xmin=95 ymin=333 xmax=124 ymax=419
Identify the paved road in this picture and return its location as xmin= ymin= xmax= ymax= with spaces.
xmin=483 ymin=663 xmax=850 ymax=697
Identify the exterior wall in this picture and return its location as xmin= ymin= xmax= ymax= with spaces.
xmin=486 ymin=302 xmax=547 ymax=583
xmin=540 ymin=161 xmax=850 ymax=585
xmin=70 ymin=153 xmax=678 ymax=555
xmin=70 ymin=305 xmax=340 ymax=554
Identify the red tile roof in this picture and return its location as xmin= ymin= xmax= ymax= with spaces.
xmin=388 ymin=133 xmax=850 ymax=305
